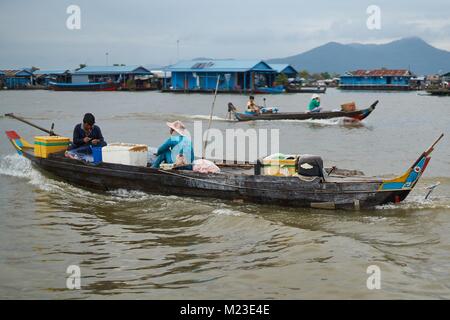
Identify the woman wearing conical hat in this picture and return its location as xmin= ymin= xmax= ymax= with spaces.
xmin=152 ymin=120 xmax=195 ymax=169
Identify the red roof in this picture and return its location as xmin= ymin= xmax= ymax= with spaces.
xmin=349 ymin=69 xmax=412 ymax=77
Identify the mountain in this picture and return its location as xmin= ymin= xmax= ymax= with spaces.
xmin=267 ymin=37 xmax=450 ymax=75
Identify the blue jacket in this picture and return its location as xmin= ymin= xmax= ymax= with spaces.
xmin=72 ymin=123 xmax=106 ymax=148
xmin=157 ymin=135 xmax=194 ymax=163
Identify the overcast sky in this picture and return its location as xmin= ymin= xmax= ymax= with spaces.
xmin=1 ymin=0 xmax=450 ymax=69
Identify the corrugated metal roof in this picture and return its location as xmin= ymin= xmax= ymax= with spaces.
xmin=74 ymin=65 xmax=151 ymax=75
xmin=347 ymin=69 xmax=413 ymax=77
xmin=33 ymin=70 xmax=70 ymax=76
xmin=269 ymin=64 xmax=297 ymax=74
xmin=0 ymin=69 xmax=34 ymax=77
xmin=167 ymin=60 xmax=275 ymax=72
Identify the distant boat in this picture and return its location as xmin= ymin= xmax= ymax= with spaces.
xmin=228 ymin=101 xmax=378 ymax=122
xmin=286 ymin=86 xmax=327 ymax=94
xmin=48 ymin=81 xmax=119 ymax=91
xmin=426 ymin=88 xmax=450 ymax=96
xmin=254 ymin=85 xmax=285 ymax=94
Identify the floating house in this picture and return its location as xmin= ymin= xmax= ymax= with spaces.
xmin=339 ymin=69 xmax=415 ymax=90
xmin=0 ymin=71 xmax=4 ymax=88
xmin=1 ymin=68 xmax=35 ymax=89
xmin=441 ymin=72 xmax=450 ymax=83
xmin=72 ymin=65 xmax=154 ymax=90
xmin=33 ymin=69 xmax=71 ymax=86
xmin=268 ymin=64 xmax=298 ymax=79
xmin=165 ymin=60 xmax=277 ymax=93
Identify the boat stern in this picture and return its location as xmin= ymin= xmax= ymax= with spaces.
xmin=5 ymin=131 xmax=33 ymax=155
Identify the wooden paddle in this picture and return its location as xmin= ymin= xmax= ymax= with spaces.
xmin=4 ymin=113 xmax=58 ymax=136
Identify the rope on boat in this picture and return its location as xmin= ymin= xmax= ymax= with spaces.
xmin=157 ymin=169 xmax=273 ymax=192
xmin=156 ymin=168 xmax=383 ymax=195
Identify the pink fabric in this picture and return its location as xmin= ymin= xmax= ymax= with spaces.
xmin=193 ymin=159 xmax=220 ymax=174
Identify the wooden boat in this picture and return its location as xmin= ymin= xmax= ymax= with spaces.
xmin=228 ymin=101 xmax=378 ymax=122
xmin=48 ymin=81 xmax=119 ymax=91
xmin=426 ymin=89 xmax=450 ymax=96
xmin=286 ymin=86 xmax=327 ymax=94
xmin=4 ymin=127 xmax=443 ymax=210
xmin=254 ymin=86 xmax=285 ymax=94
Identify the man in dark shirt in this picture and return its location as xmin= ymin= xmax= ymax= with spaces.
xmin=70 ymin=113 xmax=107 ymax=149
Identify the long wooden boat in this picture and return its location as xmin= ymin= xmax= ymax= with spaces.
xmin=286 ymin=86 xmax=327 ymax=94
xmin=228 ymin=100 xmax=378 ymax=122
xmin=48 ymin=81 xmax=119 ymax=91
xmin=426 ymin=89 xmax=450 ymax=96
xmin=4 ymin=129 xmax=443 ymax=210
xmin=254 ymin=86 xmax=285 ymax=94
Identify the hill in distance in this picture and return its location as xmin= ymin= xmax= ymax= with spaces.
xmin=267 ymin=37 xmax=450 ymax=75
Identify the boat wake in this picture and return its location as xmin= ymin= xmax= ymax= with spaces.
xmin=376 ymin=194 xmax=450 ymax=211
xmin=0 ymin=153 xmax=44 ymax=184
xmin=0 ymin=154 xmax=94 ymax=196
xmin=189 ymin=115 xmax=228 ymax=121
xmin=110 ymin=112 xmax=227 ymax=122
xmin=302 ymin=118 xmax=367 ymax=127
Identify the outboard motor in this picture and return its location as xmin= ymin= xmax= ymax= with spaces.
xmin=297 ymin=155 xmax=325 ymax=178
xmin=228 ymin=103 xmax=237 ymax=113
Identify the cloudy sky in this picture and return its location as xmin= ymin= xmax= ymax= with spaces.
xmin=1 ymin=0 xmax=450 ymax=68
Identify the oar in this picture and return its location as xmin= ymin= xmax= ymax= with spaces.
xmin=202 ymin=75 xmax=221 ymax=159
xmin=4 ymin=113 xmax=58 ymax=136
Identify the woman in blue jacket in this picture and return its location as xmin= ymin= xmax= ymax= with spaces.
xmin=152 ymin=121 xmax=194 ymax=169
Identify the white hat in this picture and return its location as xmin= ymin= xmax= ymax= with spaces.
xmin=311 ymin=94 xmax=320 ymax=100
xmin=166 ymin=120 xmax=187 ymax=136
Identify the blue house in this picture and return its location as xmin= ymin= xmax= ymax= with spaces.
xmin=33 ymin=69 xmax=71 ymax=86
xmin=268 ymin=64 xmax=298 ymax=78
xmin=340 ymin=69 xmax=414 ymax=90
xmin=72 ymin=65 xmax=153 ymax=89
xmin=0 ymin=71 xmax=5 ymax=88
xmin=1 ymin=68 xmax=35 ymax=89
xmin=166 ymin=60 xmax=277 ymax=92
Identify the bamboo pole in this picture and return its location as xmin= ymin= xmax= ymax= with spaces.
xmin=202 ymin=75 xmax=220 ymax=159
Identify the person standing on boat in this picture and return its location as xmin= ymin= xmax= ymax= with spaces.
xmin=70 ymin=113 xmax=106 ymax=149
xmin=152 ymin=121 xmax=194 ymax=169
xmin=308 ymin=94 xmax=322 ymax=113
xmin=246 ymin=96 xmax=261 ymax=114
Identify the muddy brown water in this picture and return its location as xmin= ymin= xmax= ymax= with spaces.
xmin=0 ymin=89 xmax=449 ymax=299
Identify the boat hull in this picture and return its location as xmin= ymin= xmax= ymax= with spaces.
xmin=5 ymin=130 xmax=440 ymax=211
xmin=49 ymin=82 xmax=119 ymax=91
xmin=21 ymin=151 xmax=411 ymax=210
xmin=233 ymin=102 xmax=377 ymax=122
xmin=254 ymin=86 xmax=285 ymax=94
xmin=286 ymin=87 xmax=327 ymax=94
xmin=426 ymin=89 xmax=450 ymax=96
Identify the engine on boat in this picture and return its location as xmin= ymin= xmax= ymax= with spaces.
xmin=297 ymin=155 xmax=324 ymax=178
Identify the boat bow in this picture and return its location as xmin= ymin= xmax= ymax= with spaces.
xmin=379 ymin=134 xmax=444 ymax=197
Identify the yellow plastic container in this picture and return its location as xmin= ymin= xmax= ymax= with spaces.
xmin=262 ymin=159 xmax=297 ymax=176
xmin=34 ymin=136 xmax=70 ymax=158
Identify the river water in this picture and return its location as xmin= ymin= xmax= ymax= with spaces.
xmin=0 ymin=89 xmax=449 ymax=299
